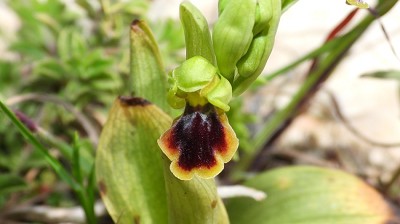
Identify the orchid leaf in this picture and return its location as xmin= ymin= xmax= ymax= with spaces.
xmin=130 ymin=20 xmax=169 ymax=112
xmin=96 ymin=97 xmax=229 ymax=223
xmin=226 ymin=166 xmax=394 ymax=224
xmin=96 ymin=97 xmax=168 ymax=223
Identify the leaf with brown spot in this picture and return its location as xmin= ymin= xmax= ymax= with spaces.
xmin=96 ymin=97 xmax=169 ymax=223
xmin=96 ymin=97 xmax=229 ymax=224
xmin=98 ymin=180 xmax=106 ymax=196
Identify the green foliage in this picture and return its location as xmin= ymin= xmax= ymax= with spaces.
xmin=0 ymin=174 xmax=27 ymax=196
xmin=0 ymin=0 xmax=157 ymax=222
xmin=226 ymin=166 xmax=393 ymax=224
xmin=0 ymin=62 xmax=20 ymax=96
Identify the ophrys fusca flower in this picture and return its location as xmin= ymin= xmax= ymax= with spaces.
xmin=158 ymin=56 xmax=239 ymax=180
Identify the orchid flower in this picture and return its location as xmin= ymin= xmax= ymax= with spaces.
xmin=158 ymin=56 xmax=239 ymax=180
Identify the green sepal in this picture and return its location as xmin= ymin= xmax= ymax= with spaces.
xmin=201 ymin=76 xmax=232 ymax=111
xmin=169 ymin=56 xmax=232 ymax=111
xmin=171 ymin=56 xmax=217 ymax=93
xmin=167 ymin=82 xmax=186 ymax=109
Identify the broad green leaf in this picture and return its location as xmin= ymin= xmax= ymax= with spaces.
xmin=226 ymin=166 xmax=394 ymax=224
xmin=180 ymin=2 xmax=216 ymax=65
xmin=0 ymin=174 xmax=27 ymax=195
xmin=96 ymin=97 xmax=168 ymax=223
xmin=96 ymin=97 xmax=229 ymax=223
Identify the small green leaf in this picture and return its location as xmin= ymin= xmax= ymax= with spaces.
xmin=33 ymin=58 xmax=66 ymax=80
xmin=180 ymin=2 xmax=216 ymax=65
xmin=226 ymin=166 xmax=394 ymax=224
xmin=57 ymin=28 xmax=87 ymax=61
xmin=362 ymin=70 xmax=400 ymax=80
xmin=0 ymin=174 xmax=27 ymax=196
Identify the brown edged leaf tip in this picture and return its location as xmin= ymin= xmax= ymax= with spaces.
xmin=118 ymin=96 xmax=150 ymax=107
xmin=158 ymin=103 xmax=239 ymax=180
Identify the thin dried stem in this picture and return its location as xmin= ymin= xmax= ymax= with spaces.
xmin=6 ymin=93 xmax=98 ymax=147
xmin=325 ymin=90 xmax=400 ymax=148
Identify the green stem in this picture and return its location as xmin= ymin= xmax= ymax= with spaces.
xmin=77 ymin=189 xmax=97 ymax=224
xmin=262 ymin=38 xmax=340 ymax=82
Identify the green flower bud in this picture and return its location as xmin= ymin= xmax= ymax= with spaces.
xmin=168 ymin=56 xmax=232 ymax=111
xmin=236 ymin=30 xmax=270 ymax=79
xmin=253 ymin=0 xmax=273 ymax=35
xmin=212 ymin=0 xmax=257 ymax=82
xmin=234 ymin=0 xmax=281 ymax=96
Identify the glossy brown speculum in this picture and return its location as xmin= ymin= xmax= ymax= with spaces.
xmin=158 ymin=103 xmax=239 ymax=180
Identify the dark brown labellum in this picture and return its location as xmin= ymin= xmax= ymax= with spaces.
xmin=158 ymin=103 xmax=238 ymax=180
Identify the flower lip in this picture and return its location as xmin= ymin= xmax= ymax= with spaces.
xmin=158 ymin=103 xmax=239 ymax=180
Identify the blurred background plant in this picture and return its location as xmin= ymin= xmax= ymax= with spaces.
xmin=0 ymin=0 xmax=185 ymax=222
xmin=1 ymin=0 xmax=400 ymax=223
